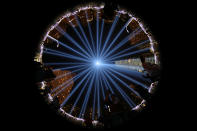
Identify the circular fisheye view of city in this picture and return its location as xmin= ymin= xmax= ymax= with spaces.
xmin=34 ymin=2 xmax=161 ymax=129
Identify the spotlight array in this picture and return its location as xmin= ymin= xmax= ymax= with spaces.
xmin=35 ymin=3 xmax=160 ymax=127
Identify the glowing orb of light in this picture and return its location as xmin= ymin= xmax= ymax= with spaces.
xmin=96 ymin=61 xmax=100 ymax=66
xmin=94 ymin=60 xmax=102 ymax=67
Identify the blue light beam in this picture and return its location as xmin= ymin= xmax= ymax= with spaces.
xmin=106 ymin=64 xmax=151 ymax=88
xmin=103 ymin=69 xmax=136 ymax=108
xmin=74 ymin=15 xmax=94 ymax=57
xmin=79 ymin=70 xmax=96 ymax=118
xmin=102 ymin=17 xmax=133 ymax=57
xmin=96 ymin=70 xmax=101 ymax=118
xmin=85 ymin=11 xmax=96 ymax=54
xmin=100 ymin=69 xmax=115 ymax=94
xmin=60 ymin=68 xmax=93 ymax=108
xmin=106 ymin=66 xmax=145 ymax=95
xmin=108 ymin=39 xmax=150 ymax=60
xmin=52 ymin=64 xmax=88 ymax=71
xmin=47 ymin=35 xmax=89 ymax=59
xmin=100 ymin=13 xmax=120 ymax=57
xmin=108 ymin=48 xmax=150 ymax=61
xmin=66 ymin=17 xmax=94 ymax=56
xmin=53 ymin=66 xmax=87 ymax=81
xmin=99 ymin=19 xmax=105 ymax=57
xmin=104 ymin=27 xmax=142 ymax=58
xmin=51 ymin=67 xmax=91 ymax=95
xmin=44 ymin=48 xmax=90 ymax=62
xmin=99 ymin=69 xmax=106 ymax=100
xmin=96 ymin=10 xmax=99 ymax=57
xmin=69 ymin=70 xmax=93 ymax=114
xmin=92 ymin=78 xmax=97 ymax=120
xmin=44 ymin=62 xmax=90 ymax=66
xmin=55 ymin=25 xmax=91 ymax=58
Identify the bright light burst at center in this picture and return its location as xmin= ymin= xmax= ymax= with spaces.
xmin=95 ymin=60 xmax=101 ymax=66
xmin=36 ymin=3 xmax=160 ymax=127
xmin=96 ymin=61 xmax=100 ymax=66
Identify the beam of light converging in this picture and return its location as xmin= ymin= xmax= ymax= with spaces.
xmin=104 ymin=69 xmax=137 ymax=106
xmin=103 ymin=27 xmax=142 ymax=59
xmin=52 ymin=68 xmax=91 ymax=99
xmin=92 ymin=77 xmax=97 ymax=120
xmin=102 ymin=69 xmax=136 ymax=108
xmin=106 ymin=66 xmax=145 ymax=96
xmin=43 ymin=51 xmax=88 ymax=63
xmin=37 ymin=5 xmax=160 ymax=125
xmin=99 ymin=19 xmax=105 ymax=57
xmin=96 ymin=61 xmax=100 ymax=66
xmin=52 ymin=64 xmax=88 ymax=71
xmin=94 ymin=60 xmax=102 ymax=67
xmin=43 ymin=48 xmax=90 ymax=62
xmin=53 ymin=68 xmax=91 ymax=99
xmin=53 ymin=66 xmax=87 ymax=81
xmin=100 ymin=13 xmax=120 ymax=57
xmin=47 ymin=35 xmax=90 ymax=59
xmin=66 ymin=17 xmax=94 ymax=56
xmin=96 ymin=10 xmax=100 ymax=58
xmin=100 ymin=69 xmax=115 ymax=94
xmin=51 ymin=67 xmax=91 ymax=95
xmin=107 ymin=39 xmax=150 ymax=60
xmin=74 ymin=15 xmax=94 ymax=57
xmin=85 ymin=11 xmax=96 ymax=54
xmin=44 ymin=62 xmax=89 ymax=66
xmin=79 ymin=71 xmax=96 ymax=118
xmin=99 ymin=69 xmax=106 ymax=100
xmin=96 ymin=70 xmax=101 ymax=118
xmin=60 ymin=68 xmax=93 ymax=108
xmin=55 ymin=25 xmax=91 ymax=58
xmin=106 ymin=64 xmax=151 ymax=87
xmin=102 ymin=17 xmax=133 ymax=57
xmin=115 ymin=64 xmax=143 ymax=72
xmin=96 ymin=10 xmax=99 ymax=57
xmin=108 ymin=48 xmax=150 ymax=61
xmin=69 ymin=70 xmax=93 ymax=114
